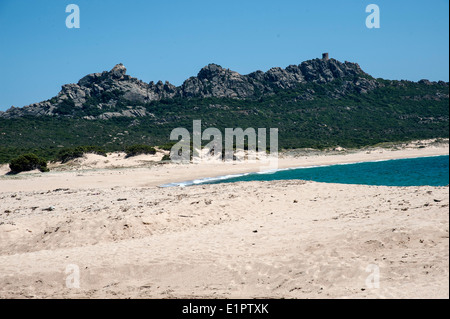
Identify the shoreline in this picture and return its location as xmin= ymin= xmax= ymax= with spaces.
xmin=0 ymin=141 xmax=448 ymax=192
xmin=160 ymin=154 xmax=450 ymax=188
xmin=0 ymin=140 xmax=448 ymax=299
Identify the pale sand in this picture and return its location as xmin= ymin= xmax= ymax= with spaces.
xmin=0 ymin=141 xmax=448 ymax=298
xmin=0 ymin=140 xmax=448 ymax=193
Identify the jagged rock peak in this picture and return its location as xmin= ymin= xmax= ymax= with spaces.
xmin=110 ymin=63 xmax=127 ymax=78
xmin=197 ymin=64 xmax=232 ymax=80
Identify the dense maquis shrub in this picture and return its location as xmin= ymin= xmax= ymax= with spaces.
xmin=158 ymin=142 xmax=176 ymax=151
xmin=9 ymin=153 xmax=49 ymax=173
xmin=161 ymin=154 xmax=171 ymax=161
xmin=57 ymin=146 xmax=107 ymax=163
xmin=125 ymin=144 xmax=157 ymax=158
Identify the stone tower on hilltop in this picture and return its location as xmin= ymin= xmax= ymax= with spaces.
xmin=322 ymin=53 xmax=329 ymax=61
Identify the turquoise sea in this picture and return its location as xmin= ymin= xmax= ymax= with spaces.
xmin=163 ymin=155 xmax=449 ymax=187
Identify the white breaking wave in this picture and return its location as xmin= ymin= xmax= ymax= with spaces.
xmin=159 ymin=173 xmax=251 ymax=188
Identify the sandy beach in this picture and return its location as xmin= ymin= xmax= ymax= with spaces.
xmin=0 ymin=140 xmax=448 ymax=299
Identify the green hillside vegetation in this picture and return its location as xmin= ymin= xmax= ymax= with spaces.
xmin=0 ymin=78 xmax=448 ymax=164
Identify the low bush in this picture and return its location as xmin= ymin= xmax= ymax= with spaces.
xmin=158 ymin=142 xmax=176 ymax=151
xmin=125 ymin=144 xmax=157 ymax=158
xmin=9 ymin=153 xmax=49 ymax=173
xmin=57 ymin=146 xmax=107 ymax=163
xmin=161 ymin=154 xmax=171 ymax=161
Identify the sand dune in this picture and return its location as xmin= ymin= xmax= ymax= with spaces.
xmin=0 ymin=141 xmax=448 ymax=299
xmin=0 ymin=139 xmax=448 ymax=193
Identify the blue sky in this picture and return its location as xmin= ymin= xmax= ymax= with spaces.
xmin=0 ymin=0 xmax=448 ymax=111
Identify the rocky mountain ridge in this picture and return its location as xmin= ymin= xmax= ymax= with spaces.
xmin=1 ymin=56 xmax=447 ymax=120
